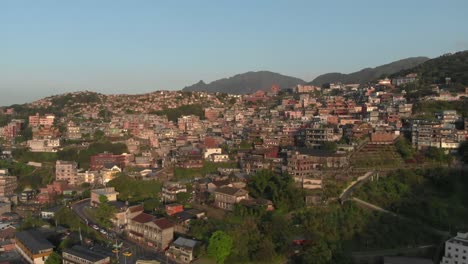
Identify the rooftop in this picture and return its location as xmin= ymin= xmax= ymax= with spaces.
xmin=172 ymin=237 xmax=198 ymax=250
xmin=15 ymin=230 xmax=54 ymax=254
xmin=63 ymin=245 xmax=110 ymax=262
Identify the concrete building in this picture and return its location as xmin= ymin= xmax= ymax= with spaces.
xmin=302 ymin=125 xmax=342 ymax=148
xmin=166 ymin=237 xmax=199 ymax=263
xmin=0 ymin=175 xmax=17 ymax=196
xmin=15 ymin=230 xmax=54 ymax=264
xmin=90 ymin=187 xmax=119 ymax=207
xmin=214 ymin=187 xmax=249 ymax=211
xmin=27 ymin=139 xmax=60 ymax=152
xmin=55 ymin=160 xmax=79 ymax=186
xmin=127 ymin=213 xmax=175 ymax=250
xmin=440 ymin=232 xmax=468 ymax=264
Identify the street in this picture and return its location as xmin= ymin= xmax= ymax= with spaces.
xmin=71 ymin=199 xmax=177 ymax=264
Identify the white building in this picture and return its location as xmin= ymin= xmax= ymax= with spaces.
xmin=27 ymin=139 xmax=60 ymax=152
xmin=203 ymin=148 xmax=222 ymax=159
xmin=441 ymin=232 xmax=468 ymax=264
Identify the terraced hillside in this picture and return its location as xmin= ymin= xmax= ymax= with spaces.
xmin=351 ymin=143 xmax=404 ymax=169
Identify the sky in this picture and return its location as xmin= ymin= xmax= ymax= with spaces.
xmin=2 ymin=0 xmax=468 ymax=106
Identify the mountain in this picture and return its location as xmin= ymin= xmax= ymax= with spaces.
xmin=390 ymin=50 xmax=468 ymax=86
xmin=182 ymin=71 xmax=306 ymax=94
xmin=310 ymin=57 xmax=430 ymax=86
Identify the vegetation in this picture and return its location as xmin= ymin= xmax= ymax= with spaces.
xmin=13 ymin=149 xmax=58 ymax=163
xmin=151 ymin=104 xmax=205 ymax=122
xmin=208 ymin=231 xmax=233 ymax=264
xmin=95 ymin=195 xmax=117 ymax=228
xmin=458 ymin=141 xmax=468 ymax=164
xmin=247 ymin=170 xmax=304 ymax=212
xmin=355 ymin=168 xmax=468 ymax=231
xmin=57 ymin=141 xmax=128 ymax=169
xmin=19 ymin=215 xmax=49 ymax=230
xmin=0 ymin=160 xmax=54 ymax=190
xmin=393 ymin=51 xmax=468 ymax=90
xmin=413 ymin=100 xmax=468 ymax=119
xmin=174 ymin=161 xmax=238 ymax=180
xmin=394 ymin=137 xmax=415 ymax=160
xmin=45 ymin=252 xmax=61 ymax=264
xmin=107 ymin=174 xmax=162 ymax=202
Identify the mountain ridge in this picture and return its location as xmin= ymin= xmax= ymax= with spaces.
xmin=309 ymin=57 xmax=430 ymax=86
xmin=182 ymin=71 xmax=306 ymax=94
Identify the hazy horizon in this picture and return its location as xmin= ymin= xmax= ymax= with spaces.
xmin=2 ymin=0 xmax=468 ymax=106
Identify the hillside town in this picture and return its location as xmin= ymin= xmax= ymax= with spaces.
xmin=0 ymin=68 xmax=468 ymax=264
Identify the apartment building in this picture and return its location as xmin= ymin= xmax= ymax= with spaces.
xmin=440 ymin=232 xmax=468 ymax=264
xmin=0 ymin=175 xmax=17 ymax=197
xmin=55 ymin=160 xmax=79 ymax=185
xmin=302 ymin=125 xmax=342 ymax=148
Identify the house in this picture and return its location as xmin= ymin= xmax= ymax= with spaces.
xmin=41 ymin=205 xmax=62 ymax=219
xmin=214 ymin=187 xmax=249 ymax=211
xmin=162 ymin=184 xmax=187 ymax=203
xmin=165 ymin=204 xmax=184 ymax=216
xmin=100 ymin=165 xmax=122 ymax=183
xmin=90 ymin=188 xmax=119 ymax=207
xmin=440 ymin=232 xmax=468 ymax=264
xmin=62 ymin=245 xmax=111 ymax=264
xmin=126 ymin=213 xmax=174 ymax=250
xmin=15 ymin=230 xmax=54 ymax=264
xmin=166 ymin=237 xmax=199 ymax=263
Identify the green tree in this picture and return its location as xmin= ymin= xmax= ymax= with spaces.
xmin=45 ymin=252 xmax=61 ymax=264
xmin=208 ymin=231 xmax=233 ymax=264
xmin=95 ymin=195 xmax=116 ymax=228
xmin=176 ymin=192 xmax=191 ymax=205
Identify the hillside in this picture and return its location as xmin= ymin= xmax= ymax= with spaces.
xmin=182 ymin=71 xmax=306 ymax=94
xmin=310 ymin=57 xmax=429 ymax=86
xmin=390 ymin=50 xmax=468 ymax=87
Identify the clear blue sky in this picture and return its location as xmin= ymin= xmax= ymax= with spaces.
xmin=2 ymin=0 xmax=468 ymax=105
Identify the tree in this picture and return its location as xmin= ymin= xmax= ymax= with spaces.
xmin=208 ymin=231 xmax=233 ymax=264
xmin=176 ymin=192 xmax=191 ymax=205
xmin=458 ymin=141 xmax=468 ymax=164
xmin=45 ymin=252 xmax=61 ymax=264
xmin=93 ymin=130 xmax=105 ymax=141
xmin=95 ymin=195 xmax=116 ymax=228
xmin=322 ymin=141 xmax=337 ymax=152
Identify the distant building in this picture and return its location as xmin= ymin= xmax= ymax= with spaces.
xmin=440 ymin=232 xmax=468 ymax=264
xmin=27 ymin=139 xmax=60 ymax=152
xmin=0 ymin=175 xmax=17 ymax=196
xmin=90 ymin=153 xmax=126 ymax=171
xmin=15 ymin=230 xmax=54 ymax=264
xmin=55 ymin=160 xmax=79 ymax=186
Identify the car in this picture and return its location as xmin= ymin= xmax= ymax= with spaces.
xmin=92 ymin=225 xmax=99 ymax=230
xmin=100 ymin=229 xmax=107 ymax=235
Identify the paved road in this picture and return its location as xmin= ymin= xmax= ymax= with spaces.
xmin=71 ymin=199 xmax=176 ymax=264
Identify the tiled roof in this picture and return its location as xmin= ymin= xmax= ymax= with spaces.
xmin=153 ymin=218 xmax=174 ymax=230
xmin=132 ymin=213 xmax=154 ymax=223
